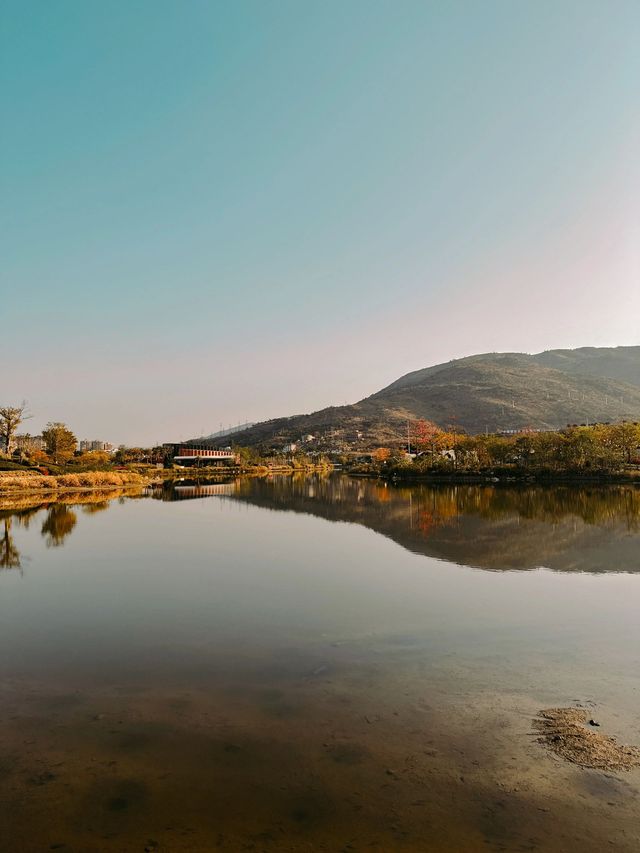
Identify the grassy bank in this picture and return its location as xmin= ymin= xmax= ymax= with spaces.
xmin=0 ymin=470 xmax=147 ymax=494
xmin=0 ymin=462 xmax=333 ymax=496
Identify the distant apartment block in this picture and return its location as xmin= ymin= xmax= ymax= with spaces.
xmin=13 ymin=434 xmax=45 ymax=453
xmin=80 ymin=440 xmax=115 ymax=453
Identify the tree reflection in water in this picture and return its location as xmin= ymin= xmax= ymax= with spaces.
xmin=82 ymin=501 xmax=110 ymax=514
xmin=41 ymin=505 xmax=78 ymax=547
xmin=0 ymin=489 xmax=140 ymax=571
xmin=0 ymin=506 xmax=42 ymax=572
xmin=0 ymin=518 xmax=21 ymax=571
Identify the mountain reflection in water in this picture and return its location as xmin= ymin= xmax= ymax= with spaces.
xmin=1 ymin=475 xmax=638 ymax=574
xmin=222 ymin=474 xmax=640 ymax=573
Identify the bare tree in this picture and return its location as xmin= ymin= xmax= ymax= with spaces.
xmin=0 ymin=402 xmax=30 ymax=455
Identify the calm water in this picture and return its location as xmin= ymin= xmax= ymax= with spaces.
xmin=0 ymin=475 xmax=639 ymax=852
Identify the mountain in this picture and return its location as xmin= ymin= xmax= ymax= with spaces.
xmin=532 ymin=346 xmax=640 ymax=385
xmin=201 ymin=346 xmax=640 ymax=448
xmin=202 ymin=422 xmax=255 ymax=440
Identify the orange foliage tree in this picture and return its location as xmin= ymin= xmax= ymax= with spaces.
xmin=414 ymin=419 xmax=443 ymax=454
xmin=373 ymin=447 xmax=391 ymax=462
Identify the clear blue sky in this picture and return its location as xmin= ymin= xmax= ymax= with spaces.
xmin=2 ymin=0 xmax=639 ymax=445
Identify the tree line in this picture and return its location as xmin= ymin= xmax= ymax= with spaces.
xmin=373 ymin=419 xmax=640 ymax=474
xmin=0 ymin=404 xmax=78 ymax=464
xmin=0 ymin=403 xmax=169 ymax=468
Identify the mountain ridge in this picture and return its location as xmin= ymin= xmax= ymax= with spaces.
xmin=199 ymin=346 xmax=640 ymax=448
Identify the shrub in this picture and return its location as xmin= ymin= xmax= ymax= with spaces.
xmin=0 ymin=469 xmax=145 ymax=492
xmin=58 ymin=474 xmax=81 ymax=488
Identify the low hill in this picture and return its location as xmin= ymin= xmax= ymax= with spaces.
xmin=200 ymin=346 xmax=640 ymax=448
xmin=202 ymin=422 xmax=255 ymax=440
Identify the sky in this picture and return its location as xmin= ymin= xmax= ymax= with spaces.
xmin=2 ymin=0 xmax=639 ymax=446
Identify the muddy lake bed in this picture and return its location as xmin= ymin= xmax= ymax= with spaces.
xmin=1 ymin=475 xmax=639 ymax=851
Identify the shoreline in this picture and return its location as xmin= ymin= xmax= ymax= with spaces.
xmin=348 ymin=469 xmax=640 ymax=486
xmin=0 ymin=464 xmax=332 ymax=498
xmin=3 ymin=465 xmax=637 ymax=499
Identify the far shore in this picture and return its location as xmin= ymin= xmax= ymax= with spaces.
xmin=0 ymin=464 xmax=332 ymax=497
xmin=349 ymin=468 xmax=640 ymax=485
xmin=3 ymin=462 xmax=638 ymax=500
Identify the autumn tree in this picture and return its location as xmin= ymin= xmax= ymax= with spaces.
xmin=373 ymin=447 xmax=391 ymax=462
xmin=609 ymin=422 xmax=640 ymax=464
xmin=29 ymin=449 xmax=51 ymax=466
xmin=77 ymin=450 xmax=110 ymax=467
xmin=414 ymin=419 xmax=442 ymax=455
xmin=42 ymin=422 xmax=77 ymax=464
xmin=0 ymin=402 xmax=30 ymax=455
xmin=114 ymin=447 xmax=147 ymax=464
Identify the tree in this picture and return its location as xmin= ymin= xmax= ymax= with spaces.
xmin=29 ymin=449 xmax=51 ymax=467
xmin=114 ymin=446 xmax=147 ymax=464
xmin=77 ymin=450 xmax=110 ymax=467
xmin=414 ymin=419 xmax=442 ymax=455
xmin=373 ymin=447 xmax=391 ymax=463
xmin=0 ymin=402 xmax=30 ymax=455
xmin=234 ymin=445 xmax=262 ymax=466
xmin=42 ymin=422 xmax=77 ymax=464
xmin=609 ymin=422 xmax=640 ymax=464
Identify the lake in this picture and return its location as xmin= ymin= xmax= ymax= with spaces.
xmin=1 ymin=474 xmax=639 ymax=852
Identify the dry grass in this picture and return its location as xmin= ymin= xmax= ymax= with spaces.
xmin=0 ymin=470 xmax=146 ymax=493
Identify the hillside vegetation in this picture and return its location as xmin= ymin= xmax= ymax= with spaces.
xmin=203 ymin=346 xmax=640 ymax=448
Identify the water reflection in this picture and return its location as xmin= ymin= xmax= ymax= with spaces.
xmin=1 ymin=475 xmax=640 ymax=851
xmin=224 ymin=475 xmax=640 ymax=573
xmin=41 ymin=504 xmax=77 ymax=547
xmin=0 ymin=488 xmax=143 ymax=569
xmin=1 ymin=476 xmax=639 ymax=573
xmin=148 ymin=479 xmax=239 ymax=501
xmin=0 ymin=518 xmax=21 ymax=571
xmin=0 ymin=506 xmax=41 ymax=571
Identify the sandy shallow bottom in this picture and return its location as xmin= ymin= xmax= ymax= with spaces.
xmin=1 ymin=649 xmax=638 ymax=853
xmin=2 ymin=483 xmax=640 ymax=851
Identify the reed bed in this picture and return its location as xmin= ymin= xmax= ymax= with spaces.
xmin=0 ymin=470 xmax=146 ymax=493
